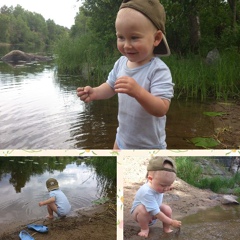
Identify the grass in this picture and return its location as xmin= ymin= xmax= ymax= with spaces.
xmin=54 ymin=35 xmax=119 ymax=85
xmin=55 ymin=36 xmax=240 ymax=100
xmin=176 ymin=157 xmax=240 ymax=196
xmin=163 ymin=50 xmax=240 ymax=100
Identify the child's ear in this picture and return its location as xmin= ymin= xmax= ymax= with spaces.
xmin=154 ymin=30 xmax=163 ymax=47
xmin=148 ymin=176 xmax=153 ymax=181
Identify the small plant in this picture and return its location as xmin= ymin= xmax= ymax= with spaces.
xmin=175 ymin=157 xmax=203 ymax=185
xmin=92 ymin=197 xmax=110 ymax=205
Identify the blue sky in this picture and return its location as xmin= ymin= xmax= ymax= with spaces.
xmin=1 ymin=0 xmax=82 ymax=28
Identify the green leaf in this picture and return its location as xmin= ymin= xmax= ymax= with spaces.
xmin=190 ymin=137 xmax=219 ymax=148
xmin=203 ymin=112 xmax=226 ymax=117
xmin=92 ymin=197 xmax=110 ymax=205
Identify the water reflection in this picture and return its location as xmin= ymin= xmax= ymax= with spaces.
xmin=166 ymin=100 xmax=214 ymax=149
xmin=0 ymin=157 xmax=116 ymax=227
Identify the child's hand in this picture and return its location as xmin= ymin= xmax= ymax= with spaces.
xmin=77 ymin=86 xmax=94 ymax=103
xmin=171 ymin=219 xmax=181 ymax=228
xmin=39 ymin=201 xmax=44 ymax=207
xmin=114 ymin=76 xmax=141 ymax=98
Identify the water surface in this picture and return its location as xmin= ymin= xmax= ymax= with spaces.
xmin=0 ymin=60 xmax=215 ymax=149
xmin=0 ymin=157 xmax=116 ymax=230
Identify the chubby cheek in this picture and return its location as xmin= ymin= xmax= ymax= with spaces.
xmin=117 ymin=42 xmax=124 ymax=54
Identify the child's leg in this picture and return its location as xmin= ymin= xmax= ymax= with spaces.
xmin=132 ymin=204 xmax=152 ymax=237
xmin=160 ymin=204 xmax=173 ymax=233
xmin=46 ymin=202 xmax=58 ymax=219
xmin=113 ymin=140 xmax=119 ymax=150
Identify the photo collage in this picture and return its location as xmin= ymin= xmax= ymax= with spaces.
xmin=0 ymin=0 xmax=240 ymax=240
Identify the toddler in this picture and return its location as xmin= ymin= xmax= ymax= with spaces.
xmin=39 ymin=178 xmax=71 ymax=219
xmin=77 ymin=0 xmax=174 ymax=149
xmin=131 ymin=157 xmax=181 ymax=237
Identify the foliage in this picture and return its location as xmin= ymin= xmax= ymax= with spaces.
xmin=189 ymin=137 xmax=220 ymax=148
xmin=80 ymin=0 xmax=122 ymax=50
xmin=175 ymin=157 xmax=203 ymax=185
xmin=0 ymin=5 xmax=68 ymax=47
xmin=203 ymin=112 xmax=226 ymax=117
xmin=163 ymin=50 xmax=240 ymax=100
xmin=161 ymin=0 xmax=239 ymax=55
xmin=176 ymin=157 xmax=240 ymax=196
xmin=54 ymin=32 xmax=119 ymax=82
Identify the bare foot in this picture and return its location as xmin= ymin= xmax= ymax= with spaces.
xmin=138 ymin=228 xmax=149 ymax=238
xmin=163 ymin=227 xmax=173 ymax=233
xmin=46 ymin=214 xmax=54 ymax=219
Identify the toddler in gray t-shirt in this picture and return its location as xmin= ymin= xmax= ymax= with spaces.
xmin=39 ymin=178 xmax=71 ymax=219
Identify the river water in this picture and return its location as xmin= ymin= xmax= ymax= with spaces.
xmin=0 ymin=58 xmax=216 ymax=149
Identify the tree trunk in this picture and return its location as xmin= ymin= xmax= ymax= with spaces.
xmin=189 ymin=14 xmax=201 ymax=53
xmin=228 ymin=0 xmax=238 ymax=29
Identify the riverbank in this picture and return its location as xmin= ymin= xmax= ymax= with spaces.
xmin=0 ymin=204 xmax=116 ymax=240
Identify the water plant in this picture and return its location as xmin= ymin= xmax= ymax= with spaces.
xmin=189 ymin=137 xmax=220 ymax=148
xmin=162 ymin=50 xmax=240 ymax=100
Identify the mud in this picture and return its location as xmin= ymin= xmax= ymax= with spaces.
xmin=0 ymin=204 xmax=116 ymax=240
xmin=211 ymin=101 xmax=240 ymax=149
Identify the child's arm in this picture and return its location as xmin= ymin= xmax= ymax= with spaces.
xmin=39 ymin=197 xmax=55 ymax=207
xmin=114 ymin=76 xmax=170 ymax=117
xmin=155 ymin=211 xmax=181 ymax=228
xmin=77 ymin=83 xmax=115 ymax=103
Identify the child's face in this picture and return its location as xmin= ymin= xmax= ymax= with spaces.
xmin=115 ymin=8 xmax=162 ymax=67
xmin=148 ymin=170 xmax=175 ymax=193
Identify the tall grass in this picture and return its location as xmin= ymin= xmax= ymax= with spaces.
xmin=175 ymin=157 xmax=203 ymax=185
xmin=55 ymin=37 xmax=240 ymax=100
xmin=176 ymin=157 xmax=240 ymax=196
xmin=54 ymin=35 xmax=119 ymax=85
xmin=163 ymin=50 xmax=240 ymax=100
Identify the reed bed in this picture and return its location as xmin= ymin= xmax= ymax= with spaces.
xmin=55 ymin=38 xmax=240 ymax=100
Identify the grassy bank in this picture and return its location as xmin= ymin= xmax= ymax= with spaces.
xmin=55 ymin=38 xmax=240 ymax=100
xmin=163 ymin=51 xmax=240 ymax=100
xmin=54 ymin=36 xmax=119 ymax=85
xmin=176 ymin=157 xmax=240 ymax=196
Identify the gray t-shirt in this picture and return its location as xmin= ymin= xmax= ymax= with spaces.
xmin=106 ymin=56 xmax=174 ymax=149
xmin=49 ymin=189 xmax=71 ymax=216
xmin=131 ymin=183 xmax=163 ymax=216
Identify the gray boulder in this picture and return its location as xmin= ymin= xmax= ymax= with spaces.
xmin=1 ymin=50 xmax=52 ymax=64
xmin=205 ymin=48 xmax=220 ymax=64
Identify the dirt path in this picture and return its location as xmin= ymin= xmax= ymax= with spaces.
xmin=123 ymin=157 xmax=224 ymax=239
xmin=0 ymin=204 xmax=116 ymax=240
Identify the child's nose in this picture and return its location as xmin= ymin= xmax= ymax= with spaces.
xmin=124 ymin=40 xmax=132 ymax=49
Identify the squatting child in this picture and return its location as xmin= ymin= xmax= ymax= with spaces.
xmin=131 ymin=157 xmax=181 ymax=237
xmin=77 ymin=0 xmax=174 ymax=149
xmin=39 ymin=178 xmax=71 ymax=219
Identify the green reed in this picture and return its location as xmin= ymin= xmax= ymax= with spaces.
xmin=54 ymin=36 xmax=118 ymax=86
xmin=163 ymin=50 xmax=240 ymax=100
xmin=55 ymin=37 xmax=240 ymax=100
xmin=176 ymin=157 xmax=240 ymax=195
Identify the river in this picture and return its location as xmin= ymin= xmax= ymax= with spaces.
xmin=0 ymin=53 xmax=217 ymax=149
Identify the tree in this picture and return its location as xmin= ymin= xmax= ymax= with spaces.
xmin=80 ymin=0 xmax=122 ymax=49
xmin=0 ymin=4 xmax=68 ymax=47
